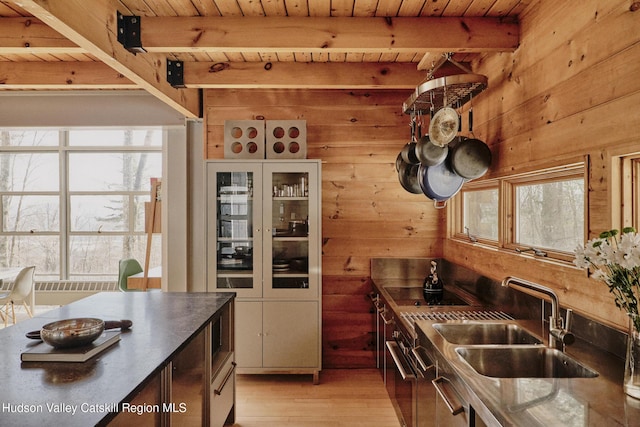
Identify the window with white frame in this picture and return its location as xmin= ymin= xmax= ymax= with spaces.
xmin=0 ymin=129 xmax=163 ymax=281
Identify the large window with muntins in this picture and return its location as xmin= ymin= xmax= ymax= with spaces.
xmin=0 ymin=129 xmax=163 ymax=281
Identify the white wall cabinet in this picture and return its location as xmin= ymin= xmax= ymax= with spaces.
xmin=206 ymin=160 xmax=322 ymax=383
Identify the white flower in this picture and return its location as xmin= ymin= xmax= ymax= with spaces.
xmin=591 ymin=269 xmax=608 ymax=281
xmin=619 ymin=233 xmax=640 ymax=269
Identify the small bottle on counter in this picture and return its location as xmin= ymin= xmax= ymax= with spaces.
xmin=423 ymin=260 xmax=443 ymax=305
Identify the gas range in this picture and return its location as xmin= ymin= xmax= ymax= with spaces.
xmin=383 ymin=286 xmax=470 ymax=307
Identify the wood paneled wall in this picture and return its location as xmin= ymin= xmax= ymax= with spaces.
xmin=445 ymin=0 xmax=640 ymax=332
xmin=203 ymin=0 xmax=640 ymax=367
xmin=203 ymin=89 xmax=442 ymax=368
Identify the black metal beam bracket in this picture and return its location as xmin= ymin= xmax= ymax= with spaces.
xmin=117 ymin=11 xmax=146 ymax=54
xmin=166 ymin=59 xmax=185 ymax=88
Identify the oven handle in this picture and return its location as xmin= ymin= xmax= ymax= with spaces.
xmin=432 ymin=376 xmax=464 ymax=416
xmin=412 ymin=347 xmax=434 ymax=373
xmin=379 ymin=309 xmax=393 ymax=325
xmin=386 ymin=341 xmax=416 ymax=380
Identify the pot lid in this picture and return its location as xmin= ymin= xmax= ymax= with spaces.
xmin=429 ymin=107 xmax=459 ymax=147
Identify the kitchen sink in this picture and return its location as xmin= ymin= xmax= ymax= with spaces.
xmin=455 ymin=346 xmax=599 ymax=378
xmin=433 ymin=322 xmax=543 ymax=345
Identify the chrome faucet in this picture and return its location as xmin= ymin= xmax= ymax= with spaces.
xmin=501 ymin=276 xmax=575 ymax=351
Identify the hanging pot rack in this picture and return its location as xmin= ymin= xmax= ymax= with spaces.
xmin=402 ymin=53 xmax=488 ymax=115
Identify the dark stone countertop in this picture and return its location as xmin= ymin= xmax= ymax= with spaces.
xmin=0 ymin=291 xmax=235 ymax=427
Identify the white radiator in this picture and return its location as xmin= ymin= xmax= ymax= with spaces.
xmin=34 ymin=281 xmax=118 ymax=306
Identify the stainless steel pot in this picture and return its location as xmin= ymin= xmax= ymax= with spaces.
xmin=449 ymin=137 xmax=491 ymax=180
xmin=397 ymin=156 xmax=422 ymax=194
xmin=415 ymin=134 xmax=448 ymax=166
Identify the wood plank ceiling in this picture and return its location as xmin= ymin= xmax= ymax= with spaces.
xmin=0 ymin=0 xmax=526 ymax=117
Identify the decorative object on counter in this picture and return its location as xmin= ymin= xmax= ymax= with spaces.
xmin=574 ymin=227 xmax=640 ymax=398
xmin=39 ymin=318 xmax=105 ymax=349
xmin=266 ymin=120 xmax=307 ymax=159
xmin=224 ymin=120 xmax=265 ymax=159
xmin=26 ymin=319 xmax=132 ymax=341
xmin=423 ymin=260 xmax=444 ymax=304
xmin=21 ymin=331 xmax=121 ymax=363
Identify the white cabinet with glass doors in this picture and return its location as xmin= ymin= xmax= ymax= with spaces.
xmin=206 ymin=160 xmax=321 ymax=383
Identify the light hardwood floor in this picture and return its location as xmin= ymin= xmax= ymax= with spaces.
xmin=231 ymin=369 xmax=401 ymax=427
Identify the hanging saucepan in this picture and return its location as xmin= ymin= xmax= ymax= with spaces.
xmin=428 ymin=107 xmax=459 ymax=147
xmin=418 ymin=161 xmax=465 ymax=209
xmin=415 ymin=134 xmax=448 ymax=166
xmin=397 ymin=153 xmax=422 ymax=194
xmin=449 ymin=137 xmax=492 ymax=180
xmin=400 ymin=119 xmax=420 ymax=165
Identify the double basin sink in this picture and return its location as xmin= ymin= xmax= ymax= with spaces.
xmin=432 ymin=322 xmax=598 ymax=378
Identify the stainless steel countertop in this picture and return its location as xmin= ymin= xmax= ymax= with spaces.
xmin=373 ymin=279 xmax=640 ymax=427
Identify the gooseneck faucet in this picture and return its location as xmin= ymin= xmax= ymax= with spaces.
xmin=501 ymin=276 xmax=575 ymax=351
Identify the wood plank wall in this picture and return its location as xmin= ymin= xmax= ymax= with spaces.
xmin=444 ymin=0 xmax=640 ymax=332
xmin=203 ymin=89 xmax=442 ymax=368
xmin=203 ymin=0 xmax=640 ymax=367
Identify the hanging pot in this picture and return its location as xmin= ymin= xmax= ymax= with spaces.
xmin=401 ymin=142 xmax=420 ymax=165
xmin=397 ymin=155 xmax=422 ymax=194
xmin=415 ymin=134 xmax=448 ymax=166
xmin=400 ymin=119 xmax=420 ymax=165
xmin=428 ymin=107 xmax=459 ymax=147
xmin=418 ymin=161 xmax=464 ymax=208
xmin=449 ymin=137 xmax=492 ymax=180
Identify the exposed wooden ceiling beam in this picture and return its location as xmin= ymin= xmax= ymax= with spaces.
xmin=183 ymin=61 xmax=460 ymax=89
xmin=1 ymin=61 xmax=469 ymax=89
xmin=0 ymin=62 xmax=135 ymax=88
xmin=11 ymin=0 xmax=200 ymax=118
xmin=0 ymin=15 xmax=519 ymax=55
xmin=140 ymin=16 xmax=519 ymax=53
xmin=0 ymin=17 xmax=82 ymax=54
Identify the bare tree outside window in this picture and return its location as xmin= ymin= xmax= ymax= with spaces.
xmin=0 ymin=129 xmax=162 ymax=280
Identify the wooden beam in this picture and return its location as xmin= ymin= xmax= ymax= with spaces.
xmin=0 ymin=61 xmax=135 ymax=88
xmin=417 ymin=52 xmax=446 ymax=71
xmin=13 ymin=0 xmax=199 ymax=118
xmin=0 ymin=17 xmax=82 ymax=54
xmin=141 ymin=16 xmax=519 ymax=53
xmin=184 ymin=61 xmax=429 ymax=89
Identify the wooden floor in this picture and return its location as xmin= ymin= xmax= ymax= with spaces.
xmin=231 ymin=369 xmax=401 ymax=427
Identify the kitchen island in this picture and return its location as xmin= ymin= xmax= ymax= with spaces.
xmin=0 ymin=291 xmax=235 ymax=427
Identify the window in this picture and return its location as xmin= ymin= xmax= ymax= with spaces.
xmin=0 ymin=129 xmax=163 ymax=281
xmin=457 ymin=181 xmax=499 ymax=242
xmin=505 ymin=165 xmax=585 ymax=258
xmin=453 ymin=162 xmax=586 ymax=262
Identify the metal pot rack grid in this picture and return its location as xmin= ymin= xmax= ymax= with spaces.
xmin=402 ymin=53 xmax=488 ymax=115
xmin=402 ymin=73 xmax=488 ymax=115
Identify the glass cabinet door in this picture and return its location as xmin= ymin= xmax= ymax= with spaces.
xmin=263 ymin=163 xmax=319 ymax=298
xmin=208 ymin=164 xmax=262 ymax=298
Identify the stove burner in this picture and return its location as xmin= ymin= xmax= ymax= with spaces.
xmin=384 ymin=286 xmax=469 ymax=306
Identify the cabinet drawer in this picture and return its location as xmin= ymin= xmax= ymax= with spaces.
xmin=211 ymin=354 xmax=236 ymax=427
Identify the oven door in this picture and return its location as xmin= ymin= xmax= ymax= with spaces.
xmin=386 ymin=340 xmax=416 ymax=427
xmin=386 ymin=338 xmax=437 ymax=427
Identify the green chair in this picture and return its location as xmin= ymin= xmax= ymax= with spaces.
xmin=118 ymin=259 xmax=143 ymax=292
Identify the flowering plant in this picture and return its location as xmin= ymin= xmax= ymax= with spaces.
xmin=574 ymin=227 xmax=640 ymax=330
